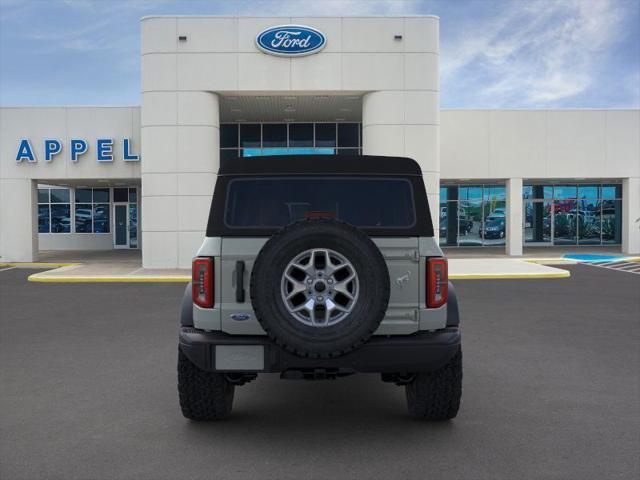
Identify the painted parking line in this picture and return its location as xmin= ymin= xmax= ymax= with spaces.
xmin=0 ymin=266 xmax=16 ymax=272
xmin=578 ymin=260 xmax=640 ymax=275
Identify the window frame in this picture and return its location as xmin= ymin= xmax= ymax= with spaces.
xmin=37 ymin=187 xmax=72 ymax=234
xmin=74 ymin=188 xmax=111 ymax=235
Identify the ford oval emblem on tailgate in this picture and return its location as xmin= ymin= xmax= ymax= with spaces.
xmin=230 ymin=313 xmax=251 ymax=321
xmin=256 ymin=25 xmax=326 ymax=57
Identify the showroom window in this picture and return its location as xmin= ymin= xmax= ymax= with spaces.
xmin=219 ymin=122 xmax=361 ymax=163
xmin=38 ymin=187 xmax=71 ymax=233
xmin=75 ymin=188 xmax=110 ymax=234
xmin=439 ymin=185 xmax=506 ymax=247
xmin=523 ymin=184 xmax=622 ymax=246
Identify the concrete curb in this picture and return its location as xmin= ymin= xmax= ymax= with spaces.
xmin=27 ymin=273 xmax=190 ymax=283
xmin=0 ymin=262 xmax=80 ymax=268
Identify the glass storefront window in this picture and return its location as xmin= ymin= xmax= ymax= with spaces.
xmin=602 ymin=199 xmax=622 ymax=244
xmin=50 ymin=188 xmax=70 ymax=203
xmin=220 ymin=124 xmax=238 ymax=148
xmin=439 ymin=185 xmax=505 ymax=247
xmin=74 ymin=187 xmax=111 ymax=234
xmin=240 ymin=124 xmax=261 ymax=148
xmin=94 ymin=204 xmax=110 ymax=233
xmin=524 ymin=200 xmax=552 ymax=244
xmin=315 ymin=123 xmax=336 ymax=147
xmin=93 ymin=188 xmax=109 ymax=203
xmin=75 ymin=204 xmax=93 ymax=233
xmin=222 ymin=122 xmax=360 ymax=156
xmin=129 ymin=204 xmax=138 ymax=247
xmin=289 ymin=123 xmax=313 ymax=147
xmin=37 ymin=187 xmax=70 ymax=234
xmin=51 ymin=204 xmax=71 ymax=233
xmin=578 ymin=185 xmax=599 ymax=199
xmin=524 ymin=183 xmax=622 ymax=246
xmin=338 ymin=123 xmax=359 ymax=147
xmin=602 ymin=184 xmax=622 ymax=200
xmin=262 ymin=124 xmax=287 ymax=147
xmin=75 ymin=188 xmax=92 ymax=203
xmin=554 ymin=185 xmax=577 ymax=199
xmin=38 ymin=205 xmax=50 ymax=233
xmin=114 ymin=188 xmax=128 ymax=202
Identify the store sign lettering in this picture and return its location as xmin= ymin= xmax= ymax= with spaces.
xmin=15 ymin=138 xmax=140 ymax=163
xmin=256 ymin=25 xmax=326 ymax=56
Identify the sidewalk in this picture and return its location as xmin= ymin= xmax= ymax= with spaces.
xmin=0 ymin=248 xmax=580 ymax=283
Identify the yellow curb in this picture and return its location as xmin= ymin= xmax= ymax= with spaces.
xmin=523 ymin=258 xmax=578 ymax=265
xmin=28 ymin=274 xmax=191 ymax=283
xmin=450 ymin=271 xmax=570 ymax=280
xmin=0 ymin=262 xmax=80 ymax=268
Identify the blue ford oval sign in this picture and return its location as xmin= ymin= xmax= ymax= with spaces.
xmin=256 ymin=25 xmax=326 ymax=57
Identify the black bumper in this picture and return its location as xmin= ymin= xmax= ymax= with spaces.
xmin=179 ymin=327 xmax=461 ymax=374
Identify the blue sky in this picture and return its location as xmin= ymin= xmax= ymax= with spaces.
xmin=0 ymin=0 xmax=638 ymax=108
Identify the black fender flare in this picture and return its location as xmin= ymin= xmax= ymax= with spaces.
xmin=180 ymin=282 xmax=194 ymax=327
xmin=446 ymin=281 xmax=460 ymax=327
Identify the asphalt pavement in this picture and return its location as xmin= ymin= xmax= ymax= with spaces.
xmin=1 ymin=265 xmax=638 ymax=480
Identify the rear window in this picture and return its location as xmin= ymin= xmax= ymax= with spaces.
xmin=224 ymin=177 xmax=416 ymax=229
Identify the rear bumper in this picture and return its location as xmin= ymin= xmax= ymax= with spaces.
xmin=179 ymin=327 xmax=461 ymax=374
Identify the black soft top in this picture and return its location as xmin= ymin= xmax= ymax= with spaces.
xmin=218 ymin=155 xmax=423 ymax=176
xmin=208 ymin=155 xmax=433 ymax=237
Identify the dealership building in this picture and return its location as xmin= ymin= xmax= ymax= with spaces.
xmin=1 ymin=15 xmax=638 ymax=268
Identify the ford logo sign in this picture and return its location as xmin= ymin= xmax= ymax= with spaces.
xmin=230 ymin=313 xmax=251 ymax=321
xmin=256 ymin=25 xmax=326 ymax=57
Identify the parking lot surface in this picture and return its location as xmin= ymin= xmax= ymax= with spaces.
xmin=1 ymin=265 xmax=638 ymax=480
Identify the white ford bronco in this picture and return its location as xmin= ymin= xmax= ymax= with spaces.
xmin=178 ymin=155 xmax=462 ymax=420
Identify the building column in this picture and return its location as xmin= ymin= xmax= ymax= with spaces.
xmin=506 ymin=178 xmax=523 ymax=256
xmin=622 ymin=177 xmax=640 ymax=255
xmin=0 ymin=179 xmax=38 ymax=262
xmin=362 ymin=90 xmax=440 ymax=238
xmin=141 ymin=91 xmax=220 ymax=269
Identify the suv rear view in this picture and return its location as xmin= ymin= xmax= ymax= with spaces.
xmin=179 ymin=155 xmax=462 ymax=420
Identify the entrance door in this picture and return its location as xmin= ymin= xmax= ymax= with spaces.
xmin=113 ymin=204 xmax=129 ymax=248
xmin=523 ymin=199 xmax=552 ymax=246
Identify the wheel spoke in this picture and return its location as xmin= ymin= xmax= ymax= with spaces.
xmin=285 ymin=281 xmax=307 ymax=299
xmin=333 ymin=273 xmax=356 ymax=300
xmin=326 ymin=298 xmax=348 ymax=313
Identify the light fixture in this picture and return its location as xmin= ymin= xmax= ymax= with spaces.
xmin=178 ymin=35 xmax=187 ymax=41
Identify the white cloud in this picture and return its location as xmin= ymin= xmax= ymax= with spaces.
xmin=441 ymin=0 xmax=631 ymax=107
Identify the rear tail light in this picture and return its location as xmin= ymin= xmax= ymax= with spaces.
xmin=427 ymin=257 xmax=448 ymax=308
xmin=192 ymin=257 xmax=214 ymax=308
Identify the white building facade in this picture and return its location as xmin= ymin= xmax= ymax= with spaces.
xmin=0 ymin=16 xmax=638 ymax=267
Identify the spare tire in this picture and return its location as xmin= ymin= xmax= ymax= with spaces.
xmin=250 ymin=218 xmax=390 ymax=358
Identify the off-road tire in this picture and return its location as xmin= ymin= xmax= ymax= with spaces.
xmin=178 ymin=348 xmax=234 ymax=420
xmin=405 ymin=346 xmax=462 ymax=420
xmin=250 ymin=218 xmax=390 ymax=359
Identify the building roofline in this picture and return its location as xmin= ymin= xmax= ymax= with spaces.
xmin=140 ymin=15 xmax=440 ymax=21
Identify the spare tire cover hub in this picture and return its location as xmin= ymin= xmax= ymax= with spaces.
xmin=281 ymin=248 xmax=359 ymax=327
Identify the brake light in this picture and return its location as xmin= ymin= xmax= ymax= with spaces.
xmin=192 ymin=257 xmax=214 ymax=308
xmin=427 ymin=257 xmax=448 ymax=308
